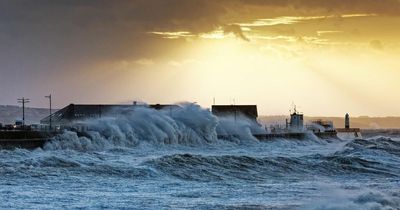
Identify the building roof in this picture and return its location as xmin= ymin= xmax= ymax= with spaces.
xmin=40 ymin=103 xmax=178 ymax=125
xmin=211 ymin=105 xmax=258 ymax=120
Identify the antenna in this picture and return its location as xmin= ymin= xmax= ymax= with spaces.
xmin=290 ymin=101 xmax=297 ymax=114
xmin=17 ymin=97 xmax=30 ymax=127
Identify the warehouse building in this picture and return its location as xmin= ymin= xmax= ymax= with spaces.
xmin=40 ymin=103 xmax=178 ymax=126
xmin=211 ymin=105 xmax=258 ymax=122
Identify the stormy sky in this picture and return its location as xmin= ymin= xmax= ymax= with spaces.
xmin=1 ymin=0 xmax=400 ymax=116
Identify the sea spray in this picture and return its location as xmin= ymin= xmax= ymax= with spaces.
xmin=1 ymin=131 xmax=400 ymax=209
xmin=3 ymin=104 xmax=400 ymax=209
xmin=44 ymin=103 xmax=271 ymax=151
xmin=216 ymin=114 xmax=266 ymax=143
xmin=44 ymin=103 xmax=221 ymax=150
xmin=302 ymin=183 xmax=400 ymax=210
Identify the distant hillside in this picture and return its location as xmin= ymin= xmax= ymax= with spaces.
xmin=0 ymin=105 xmax=53 ymax=124
xmin=259 ymin=116 xmax=400 ymax=129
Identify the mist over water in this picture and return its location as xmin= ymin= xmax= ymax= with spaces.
xmin=1 ymin=105 xmax=400 ymax=209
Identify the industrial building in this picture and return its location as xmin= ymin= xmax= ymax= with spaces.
xmin=40 ymin=103 xmax=178 ymax=126
xmin=211 ymin=105 xmax=258 ymax=122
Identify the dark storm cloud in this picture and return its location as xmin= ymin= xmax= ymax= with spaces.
xmin=1 ymin=0 xmax=400 ymax=62
xmin=0 ymin=0 xmax=400 ymax=106
xmin=0 ymin=0 xmax=231 ymax=106
xmin=0 ymin=0 xmax=399 ymax=70
xmin=0 ymin=0 xmax=226 ymax=35
xmin=1 ymin=0 xmax=399 ymax=86
xmin=0 ymin=0 xmax=228 ymax=64
xmin=239 ymin=0 xmax=400 ymax=15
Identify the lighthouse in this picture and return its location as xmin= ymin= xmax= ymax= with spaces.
xmin=345 ymin=113 xmax=350 ymax=129
xmin=337 ymin=113 xmax=362 ymax=140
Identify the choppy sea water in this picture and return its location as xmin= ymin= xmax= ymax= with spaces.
xmin=1 ymin=105 xmax=400 ymax=210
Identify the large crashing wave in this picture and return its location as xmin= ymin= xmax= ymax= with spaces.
xmin=145 ymin=136 xmax=400 ymax=182
xmin=340 ymin=137 xmax=400 ymax=157
xmin=43 ymin=103 xmax=267 ymax=151
xmin=44 ymin=103 xmax=220 ymax=150
xmin=3 ymin=128 xmax=400 ymax=209
xmin=146 ymin=152 xmax=399 ymax=182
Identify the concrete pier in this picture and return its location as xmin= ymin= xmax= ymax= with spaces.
xmin=217 ymin=132 xmax=307 ymax=141
xmin=0 ymin=131 xmax=56 ymax=149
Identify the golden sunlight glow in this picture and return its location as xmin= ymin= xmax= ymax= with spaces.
xmin=238 ymin=14 xmax=376 ymax=27
xmin=148 ymin=31 xmax=194 ymax=39
xmin=316 ymin=31 xmax=343 ymax=36
xmin=199 ymin=30 xmax=226 ymax=39
xmin=149 ymin=29 xmax=233 ymax=40
xmin=2 ymin=1 xmax=400 ymax=118
xmin=108 ymin=12 xmax=400 ymax=116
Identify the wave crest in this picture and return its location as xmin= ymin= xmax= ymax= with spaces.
xmin=44 ymin=104 xmax=220 ymax=151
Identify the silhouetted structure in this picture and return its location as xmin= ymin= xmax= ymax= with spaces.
xmin=45 ymin=94 xmax=52 ymax=129
xmin=211 ymin=105 xmax=258 ymax=121
xmin=288 ymin=107 xmax=303 ymax=131
xmin=40 ymin=103 xmax=178 ymax=126
xmin=337 ymin=113 xmax=362 ymax=139
xmin=345 ymin=113 xmax=350 ymax=129
xmin=17 ymin=97 xmax=30 ymax=127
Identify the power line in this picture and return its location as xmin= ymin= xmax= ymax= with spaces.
xmin=45 ymin=94 xmax=52 ymax=130
xmin=17 ymin=97 xmax=30 ymax=127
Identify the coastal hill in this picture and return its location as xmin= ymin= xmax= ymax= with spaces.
xmin=1 ymin=105 xmax=399 ymax=128
xmin=0 ymin=105 xmax=52 ymax=125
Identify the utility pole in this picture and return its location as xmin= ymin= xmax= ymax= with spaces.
xmin=17 ymin=97 xmax=30 ymax=128
xmin=45 ymin=94 xmax=52 ymax=130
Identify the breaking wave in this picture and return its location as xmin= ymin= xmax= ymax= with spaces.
xmin=341 ymin=137 xmax=400 ymax=157
xmin=146 ymin=152 xmax=398 ymax=182
xmin=303 ymin=189 xmax=400 ymax=210
xmin=2 ymin=103 xmax=400 ymax=209
xmin=0 ymin=149 xmax=158 ymax=179
xmin=5 ymin=137 xmax=400 ymax=180
xmin=30 ymin=104 xmax=400 ymax=186
xmin=44 ymin=104 xmax=220 ymax=150
xmin=43 ymin=103 xmax=270 ymax=151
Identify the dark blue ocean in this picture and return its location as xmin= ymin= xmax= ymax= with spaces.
xmin=1 ymin=105 xmax=399 ymax=209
